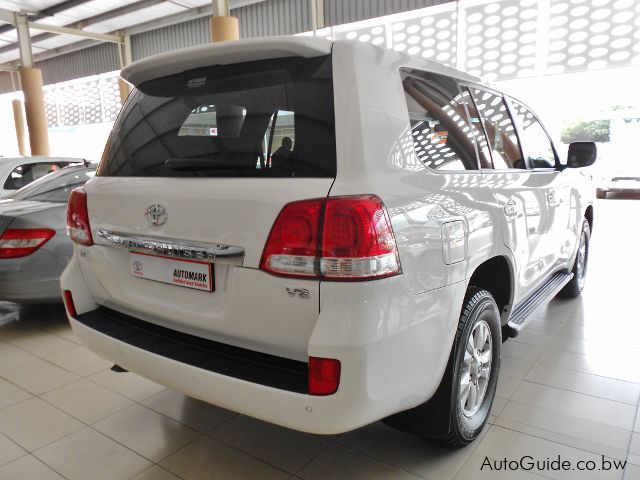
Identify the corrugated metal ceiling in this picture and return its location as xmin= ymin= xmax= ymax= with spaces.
xmin=0 ymin=0 xmax=457 ymax=92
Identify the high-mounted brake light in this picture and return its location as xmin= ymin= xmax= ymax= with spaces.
xmin=260 ymin=195 xmax=400 ymax=280
xmin=67 ymin=189 xmax=93 ymax=246
xmin=0 ymin=228 xmax=55 ymax=258
xmin=308 ymin=357 xmax=341 ymax=395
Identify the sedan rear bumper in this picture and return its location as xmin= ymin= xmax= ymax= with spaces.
xmin=0 ymin=243 xmax=70 ymax=303
xmin=0 ymin=279 xmax=62 ymax=303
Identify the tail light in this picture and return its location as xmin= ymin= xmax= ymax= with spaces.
xmin=308 ymin=357 xmax=341 ymax=395
xmin=62 ymin=290 xmax=77 ymax=318
xmin=260 ymin=195 xmax=400 ymax=280
xmin=0 ymin=228 xmax=55 ymax=258
xmin=67 ymin=189 xmax=93 ymax=246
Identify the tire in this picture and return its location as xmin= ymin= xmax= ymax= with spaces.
xmin=559 ymin=219 xmax=591 ymax=298
xmin=441 ymin=287 xmax=502 ymax=448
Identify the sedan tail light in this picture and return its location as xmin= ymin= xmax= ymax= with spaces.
xmin=67 ymin=189 xmax=93 ymax=246
xmin=0 ymin=228 xmax=55 ymax=258
xmin=260 ymin=195 xmax=400 ymax=280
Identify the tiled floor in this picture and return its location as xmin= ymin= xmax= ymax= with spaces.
xmin=0 ymin=199 xmax=639 ymax=480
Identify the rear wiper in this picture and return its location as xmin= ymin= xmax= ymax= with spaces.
xmin=164 ymin=158 xmax=257 ymax=170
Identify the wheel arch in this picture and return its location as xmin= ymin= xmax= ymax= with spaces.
xmin=467 ymin=255 xmax=514 ymax=325
xmin=585 ymin=204 xmax=594 ymax=231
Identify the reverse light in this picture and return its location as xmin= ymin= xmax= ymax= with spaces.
xmin=62 ymin=290 xmax=77 ymax=318
xmin=0 ymin=228 xmax=55 ymax=258
xmin=260 ymin=195 xmax=400 ymax=280
xmin=308 ymin=357 xmax=341 ymax=396
xmin=67 ymin=189 xmax=93 ymax=246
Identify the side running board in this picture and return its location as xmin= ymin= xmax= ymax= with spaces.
xmin=504 ymin=272 xmax=573 ymax=338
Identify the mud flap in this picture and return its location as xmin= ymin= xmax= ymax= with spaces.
xmin=382 ymin=346 xmax=455 ymax=439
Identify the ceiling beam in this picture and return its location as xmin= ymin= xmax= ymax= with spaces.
xmin=124 ymin=0 xmax=264 ymax=35
xmin=0 ymin=0 xmax=165 ymax=55
xmin=29 ymin=22 xmax=123 ymax=43
xmin=0 ymin=7 xmax=15 ymax=24
xmin=0 ymin=0 xmax=266 ymax=67
xmin=124 ymin=3 xmax=213 ymax=36
xmin=0 ymin=0 xmax=92 ymax=34
xmin=15 ymin=13 xmax=33 ymax=67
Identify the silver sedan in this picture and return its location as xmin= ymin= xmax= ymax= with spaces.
xmin=0 ymin=164 xmax=96 ymax=303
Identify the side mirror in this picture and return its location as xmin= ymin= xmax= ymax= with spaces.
xmin=567 ymin=142 xmax=597 ymax=168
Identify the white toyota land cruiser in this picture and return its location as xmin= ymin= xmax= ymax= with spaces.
xmin=61 ymin=37 xmax=596 ymax=447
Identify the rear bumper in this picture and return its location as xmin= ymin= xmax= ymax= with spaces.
xmin=74 ymin=306 xmax=308 ymax=393
xmin=61 ymin=255 xmax=466 ymax=434
xmin=0 ymin=279 xmax=62 ymax=303
xmin=0 ymin=244 xmax=70 ymax=303
xmin=0 ymin=269 xmax=63 ymax=303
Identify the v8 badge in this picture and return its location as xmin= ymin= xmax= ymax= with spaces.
xmin=286 ymin=288 xmax=310 ymax=299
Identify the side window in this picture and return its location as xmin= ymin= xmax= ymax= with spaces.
xmin=401 ymin=69 xmax=480 ymax=171
xmin=509 ymin=99 xmax=556 ymax=169
xmin=470 ymin=88 xmax=524 ymax=170
xmin=3 ymin=163 xmax=63 ymax=190
xmin=457 ymin=88 xmax=493 ymax=168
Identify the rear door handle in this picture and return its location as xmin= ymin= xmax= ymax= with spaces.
xmin=503 ymin=200 xmax=517 ymax=218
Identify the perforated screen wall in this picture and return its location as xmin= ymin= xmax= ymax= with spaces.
xmin=44 ymin=72 xmax=120 ymax=128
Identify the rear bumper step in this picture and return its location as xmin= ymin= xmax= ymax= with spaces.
xmin=74 ymin=307 xmax=308 ymax=393
xmin=505 ymin=272 xmax=573 ymax=338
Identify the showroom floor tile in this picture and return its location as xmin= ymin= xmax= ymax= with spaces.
xmin=0 ymin=199 xmax=637 ymax=479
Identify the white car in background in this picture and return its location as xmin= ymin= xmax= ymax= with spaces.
xmin=596 ymin=171 xmax=640 ymax=198
xmin=0 ymin=156 xmax=83 ymax=198
xmin=61 ymin=37 xmax=596 ymax=447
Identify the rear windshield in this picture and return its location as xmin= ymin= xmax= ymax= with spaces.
xmin=6 ymin=166 xmax=96 ymax=203
xmin=100 ymin=55 xmax=336 ymax=178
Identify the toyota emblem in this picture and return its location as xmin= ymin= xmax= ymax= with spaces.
xmin=145 ymin=204 xmax=168 ymax=226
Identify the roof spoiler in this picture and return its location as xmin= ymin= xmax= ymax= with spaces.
xmin=121 ymin=36 xmax=332 ymax=86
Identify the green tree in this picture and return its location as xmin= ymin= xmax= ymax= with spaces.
xmin=561 ymin=120 xmax=610 ymax=143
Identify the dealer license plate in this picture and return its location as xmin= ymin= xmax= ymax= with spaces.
xmin=129 ymin=252 xmax=214 ymax=292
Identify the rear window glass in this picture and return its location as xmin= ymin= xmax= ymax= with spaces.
xmin=4 ymin=162 xmax=71 ymax=190
xmin=100 ymin=56 xmax=336 ymax=178
xmin=7 ymin=166 xmax=96 ymax=203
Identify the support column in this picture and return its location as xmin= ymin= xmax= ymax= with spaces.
xmin=118 ymin=79 xmax=131 ymax=104
xmin=11 ymin=99 xmax=27 ymax=156
xmin=310 ymin=0 xmax=325 ymax=33
xmin=210 ymin=0 xmax=239 ymax=42
xmin=15 ymin=12 xmax=50 ymax=156
xmin=118 ymin=34 xmax=132 ymax=104
xmin=19 ymin=67 xmax=50 ymax=156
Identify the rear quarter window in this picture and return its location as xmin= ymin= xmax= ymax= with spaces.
xmin=100 ymin=56 xmax=336 ymax=178
xmin=400 ymin=69 xmax=480 ymax=172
